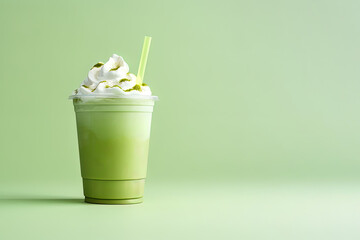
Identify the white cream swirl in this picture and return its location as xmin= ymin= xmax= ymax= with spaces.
xmin=72 ymin=54 xmax=152 ymax=97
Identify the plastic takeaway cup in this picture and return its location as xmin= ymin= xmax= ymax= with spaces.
xmin=71 ymin=95 xmax=157 ymax=204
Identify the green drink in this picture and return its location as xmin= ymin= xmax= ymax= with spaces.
xmin=73 ymin=97 xmax=156 ymax=204
xmin=70 ymin=38 xmax=156 ymax=204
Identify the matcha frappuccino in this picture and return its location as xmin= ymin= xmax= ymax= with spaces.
xmin=70 ymin=52 xmax=157 ymax=204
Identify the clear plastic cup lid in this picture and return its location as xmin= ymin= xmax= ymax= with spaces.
xmin=69 ymin=94 xmax=159 ymax=101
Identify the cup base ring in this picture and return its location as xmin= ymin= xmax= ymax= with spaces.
xmin=84 ymin=197 xmax=143 ymax=205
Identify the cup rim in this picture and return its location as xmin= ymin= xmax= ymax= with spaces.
xmin=69 ymin=94 xmax=159 ymax=101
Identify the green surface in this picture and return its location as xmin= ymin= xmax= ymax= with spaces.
xmin=1 ymin=182 xmax=360 ymax=239
xmin=1 ymin=0 xmax=360 ymax=238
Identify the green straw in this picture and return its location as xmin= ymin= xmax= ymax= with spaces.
xmin=136 ymin=36 xmax=152 ymax=85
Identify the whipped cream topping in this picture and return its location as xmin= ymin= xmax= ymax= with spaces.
xmin=72 ymin=54 xmax=152 ymax=97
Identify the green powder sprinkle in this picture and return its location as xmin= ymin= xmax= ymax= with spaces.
xmin=141 ymin=83 xmax=148 ymax=86
xmin=125 ymin=84 xmax=142 ymax=92
xmin=120 ymin=78 xmax=131 ymax=83
xmin=105 ymin=85 xmax=110 ymax=88
xmin=91 ymin=62 xmax=104 ymax=69
xmin=82 ymin=85 xmax=89 ymax=88
xmin=110 ymin=66 xmax=120 ymax=71
xmin=91 ymin=81 xmax=106 ymax=92
xmin=133 ymin=84 xmax=141 ymax=91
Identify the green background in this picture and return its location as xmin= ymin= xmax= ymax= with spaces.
xmin=1 ymin=0 xmax=360 ymax=239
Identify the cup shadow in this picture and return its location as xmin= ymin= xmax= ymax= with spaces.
xmin=0 ymin=197 xmax=84 ymax=205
